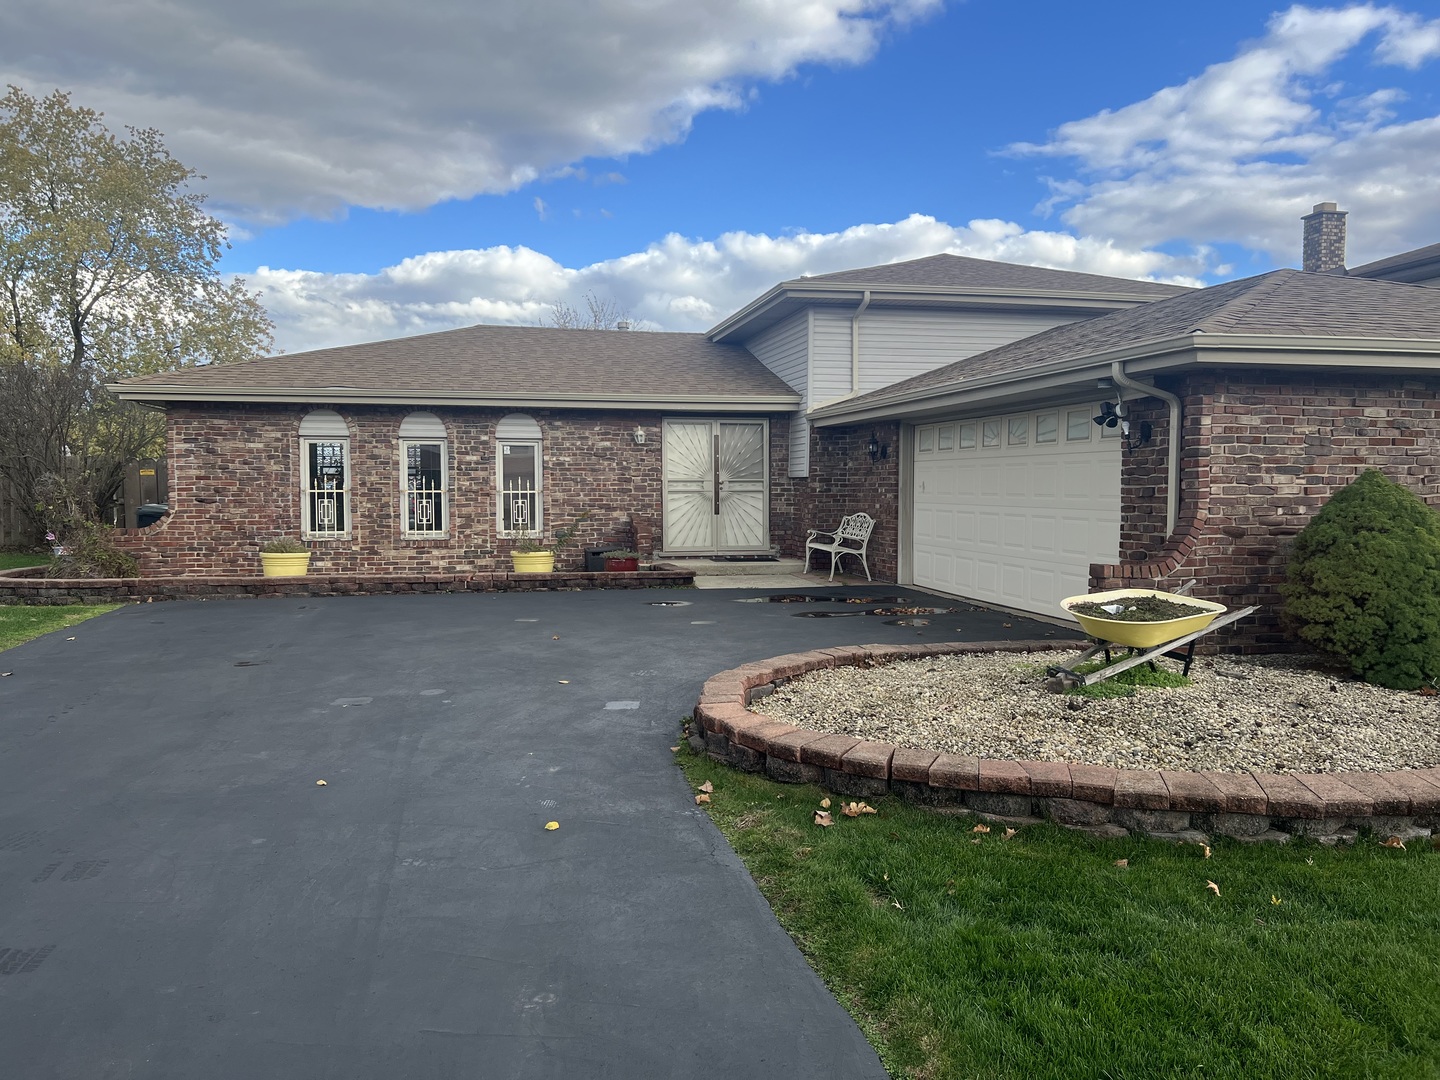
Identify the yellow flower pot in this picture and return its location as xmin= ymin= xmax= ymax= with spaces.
xmin=1060 ymin=588 xmax=1226 ymax=648
xmin=511 ymin=551 xmax=555 ymax=573
xmin=260 ymin=552 xmax=312 ymax=578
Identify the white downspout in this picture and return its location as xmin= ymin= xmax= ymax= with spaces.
xmin=850 ymin=290 xmax=871 ymax=395
xmin=1110 ymin=360 xmax=1181 ymax=538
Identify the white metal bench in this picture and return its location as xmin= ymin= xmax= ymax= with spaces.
xmin=804 ymin=512 xmax=875 ymax=581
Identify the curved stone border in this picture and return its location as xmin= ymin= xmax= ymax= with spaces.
xmin=693 ymin=641 xmax=1440 ymax=844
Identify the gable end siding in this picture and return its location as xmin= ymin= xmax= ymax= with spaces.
xmin=746 ymin=310 xmax=812 ymax=477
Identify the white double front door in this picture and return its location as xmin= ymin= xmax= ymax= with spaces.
xmin=661 ymin=418 xmax=769 ymax=553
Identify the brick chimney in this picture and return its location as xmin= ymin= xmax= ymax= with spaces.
xmin=1302 ymin=202 xmax=1347 ymax=273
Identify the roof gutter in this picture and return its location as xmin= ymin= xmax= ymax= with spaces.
xmin=1109 ymin=360 xmax=1181 ymax=539
xmin=850 ymin=289 xmax=871 ymax=395
xmin=106 ymin=386 xmax=803 ymax=412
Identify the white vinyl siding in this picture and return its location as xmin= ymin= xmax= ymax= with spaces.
xmin=745 ymin=311 xmax=812 ymax=476
xmin=809 ymin=308 xmax=1086 ymax=402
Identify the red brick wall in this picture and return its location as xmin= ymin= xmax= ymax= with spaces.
xmin=769 ymin=422 xmax=901 ymax=580
xmin=1092 ymin=370 xmax=1440 ymax=648
xmin=113 ymin=405 xmax=795 ymax=576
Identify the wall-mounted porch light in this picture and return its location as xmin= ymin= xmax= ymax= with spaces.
xmin=632 ymin=426 xmax=646 ymax=445
xmin=867 ymin=433 xmax=889 ymax=462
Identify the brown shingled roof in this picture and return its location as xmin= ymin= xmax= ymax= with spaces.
xmin=116 ymin=323 xmax=798 ymax=405
xmin=816 ymin=269 xmax=1440 ymax=415
xmin=799 ymin=253 xmax=1190 ymax=298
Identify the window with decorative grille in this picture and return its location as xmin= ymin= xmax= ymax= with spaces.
xmin=403 ymin=440 xmax=446 ymax=535
xmin=498 ymin=441 xmax=540 ymax=536
xmin=303 ymin=439 xmax=349 ymax=536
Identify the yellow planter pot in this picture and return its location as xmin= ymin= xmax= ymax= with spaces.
xmin=511 ymin=551 xmax=556 ymax=573
xmin=259 ymin=552 xmax=311 ymax=578
xmin=1060 ymin=588 xmax=1226 ymax=648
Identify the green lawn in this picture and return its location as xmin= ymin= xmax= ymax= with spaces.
xmin=0 ymin=552 xmax=49 ymax=570
xmin=0 ymin=604 xmax=121 ymax=652
xmin=679 ymin=747 xmax=1440 ymax=1080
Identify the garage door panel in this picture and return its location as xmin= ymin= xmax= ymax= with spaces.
xmin=1031 ymin=515 xmax=1057 ymax=555
xmin=1002 ymin=513 xmax=1027 ymax=551
xmin=911 ymin=409 xmax=1120 ymax=616
xmin=1001 ymin=564 xmax=1026 ymax=600
xmin=977 ymin=511 xmax=1001 ymax=547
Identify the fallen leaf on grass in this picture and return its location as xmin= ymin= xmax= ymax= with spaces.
xmin=972 ymin=824 xmax=990 ymax=834
xmin=842 ymin=801 xmax=877 ymax=817
xmin=820 ymin=798 xmax=831 ymax=809
xmin=1306 ymin=856 xmax=1315 ymax=865
xmin=698 ymin=781 xmax=714 ymax=793
xmin=1002 ymin=828 xmax=1016 ymax=840
xmin=814 ymin=810 xmax=833 ymax=827
xmin=1113 ymin=859 xmax=1128 ymax=868
xmin=1381 ymin=836 xmax=1407 ymax=850
xmin=669 ymin=746 xmax=680 ymax=753
xmin=892 ymin=900 xmax=904 ymax=910
xmin=1271 ymin=895 xmax=1283 ymax=905
xmin=544 ymin=821 xmax=560 ymax=831
xmin=1206 ymin=880 xmax=1221 ymax=896
xmin=315 ymin=780 xmax=327 ymax=786
xmin=1199 ymin=844 xmax=1212 ymax=858
xmin=970 ymin=838 xmax=982 ymax=845
xmin=695 ymin=793 xmax=711 ymax=805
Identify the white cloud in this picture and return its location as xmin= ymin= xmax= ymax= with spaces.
xmin=1010 ymin=4 xmax=1440 ymax=266
xmin=246 ymin=213 xmax=1202 ymax=354
xmin=0 ymin=0 xmax=938 ymax=225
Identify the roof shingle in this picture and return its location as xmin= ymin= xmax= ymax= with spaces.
xmin=798 ymin=253 xmax=1190 ymax=298
xmin=118 ymin=323 xmax=797 ymax=401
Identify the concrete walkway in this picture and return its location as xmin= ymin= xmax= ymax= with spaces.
xmin=0 ymin=587 xmax=1072 ymax=1078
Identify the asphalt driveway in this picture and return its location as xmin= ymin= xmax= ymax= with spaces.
xmin=0 ymin=587 xmax=1074 ymax=1078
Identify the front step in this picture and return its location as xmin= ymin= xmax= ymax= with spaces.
xmin=657 ymin=556 xmax=808 ymax=576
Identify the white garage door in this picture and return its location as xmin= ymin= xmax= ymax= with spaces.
xmin=910 ymin=406 xmax=1120 ymax=617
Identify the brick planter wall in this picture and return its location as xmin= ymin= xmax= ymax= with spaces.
xmin=111 ymin=405 xmax=793 ymax=577
xmin=0 ymin=567 xmax=695 ymax=605
xmin=1092 ymin=371 xmax=1440 ymax=650
xmin=694 ymin=643 xmax=1440 ymax=844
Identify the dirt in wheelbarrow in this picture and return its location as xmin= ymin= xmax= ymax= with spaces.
xmin=1069 ymin=596 xmax=1213 ymax=621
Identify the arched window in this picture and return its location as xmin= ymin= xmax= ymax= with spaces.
xmin=298 ymin=410 xmax=350 ymax=536
xmin=495 ymin=414 xmax=542 ymax=536
xmin=399 ymin=412 xmax=448 ymax=536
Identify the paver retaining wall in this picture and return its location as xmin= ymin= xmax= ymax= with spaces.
xmin=694 ymin=641 xmax=1440 ymax=844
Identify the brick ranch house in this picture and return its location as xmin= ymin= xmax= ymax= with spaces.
xmin=109 ymin=254 xmax=1185 ymax=582
xmin=111 ymin=221 xmax=1440 ymax=644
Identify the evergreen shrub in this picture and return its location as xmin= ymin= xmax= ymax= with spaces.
xmin=1280 ymin=469 xmax=1440 ymax=690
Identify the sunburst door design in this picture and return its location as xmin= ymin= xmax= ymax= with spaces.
xmin=662 ymin=419 xmax=768 ymax=552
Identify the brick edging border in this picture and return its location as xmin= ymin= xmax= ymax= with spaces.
xmin=0 ymin=568 xmax=695 ymax=604
xmin=694 ymin=641 xmax=1440 ymax=844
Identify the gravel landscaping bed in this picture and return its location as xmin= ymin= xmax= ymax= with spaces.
xmin=751 ymin=651 xmax=1440 ymax=774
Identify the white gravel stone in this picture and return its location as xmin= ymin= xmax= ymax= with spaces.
xmin=752 ymin=651 xmax=1440 ymax=774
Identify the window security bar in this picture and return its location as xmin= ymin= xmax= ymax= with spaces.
xmin=406 ymin=477 xmax=444 ymax=533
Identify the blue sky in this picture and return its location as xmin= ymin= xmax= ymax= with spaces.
xmin=3 ymin=0 xmax=1439 ymax=351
